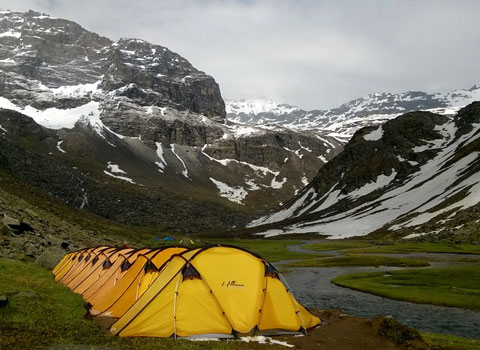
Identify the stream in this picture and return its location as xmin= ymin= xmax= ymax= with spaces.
xmin=280 ymin=242 xmax=480 ymax=339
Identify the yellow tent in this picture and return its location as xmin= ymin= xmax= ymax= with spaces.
xmin=110 ymin=245 xmax=320 ymax=338
xmin=82 ymin=248 xmax=152 ymax=302
xmin=70 ymin=248 xmax=134 ymax=294
xmin=54 ymin=247 xmax=101 ymax=281
xmin=57 ymin=247 xmax=116 ymax=285
xmin=89 ymin=246 xmax=188 ymax=318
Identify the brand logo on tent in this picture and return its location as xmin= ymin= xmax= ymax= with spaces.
xmin=221 ymin=280 xmax=245 ymax=288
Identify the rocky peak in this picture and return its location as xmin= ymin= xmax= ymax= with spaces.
xmin=454 ymin=101 xmax=480 ymax=138
xmin=0 ymin=10 xmax=225 ymax=120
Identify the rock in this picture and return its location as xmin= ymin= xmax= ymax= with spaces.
xmin=45 ymin=234 xmax=63 ymax=247
xmin=0 ymin=224 xmax=12 ymax=236
xmin=1 ymin=214 xmax=20 ymax=227
xmin=35 ymin=246 xmax=66 ymax=270
xmin=61 ymin=241 xmax=70 ymax=249
xmin=0 ymin=295 xmax=8 ymax=308
xmin=376 ymin=316 xmax=422 ymax=346
xmin=1 ymin=214 xmax=35 ymax=235
xmin=23 ymin=241 xmax=37 ymax=257
xmin=25 ymin=208 xmax=39 ymax=218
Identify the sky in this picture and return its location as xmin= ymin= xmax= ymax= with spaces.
xmin=2 ymin=0 xmax=480 ymax=109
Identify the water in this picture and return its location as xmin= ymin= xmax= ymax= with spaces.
xmin=280 ymin=244 xmax=480 ymax=339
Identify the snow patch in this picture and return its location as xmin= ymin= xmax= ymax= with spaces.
xmin=170 ymin=144 xmax=189 ymax=179
xmin=0 ymin=58 xmax=15 ymax=64
xmin=0 ymin=96 xmax=101 ymax=130
xmin=155 ymin=142 xmax=167 ymax=172
xmin=240 ymin=336 xmax=294 ymax=347
xmin=103 ymin=171 xmax=136 ymax=184
xmin=209 ymin=178 xmax=248 ymax=204
xmin=107 ymin=161 xmax=127 ymax=174
xmin=50 ymin=81 xmax=101 ymax=97
xmin=56 ymin=140 xmax=66 ymax=153
xmin=0 ymin=30 xmax=21 ymax=38
xmin=226 ymin=99 xmax=299 ymax=116
xmin=271 ymin=176 xmax=287 ymax=189
xmin=363 ymin=126 xmax=383 ymax=141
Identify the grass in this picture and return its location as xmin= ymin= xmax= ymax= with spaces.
xmin=303 ymin=240 xmax=373 ymax=252
xmin=285 ymin=254 xmax=430 ymax=268
xmin=304 ymin=240 xmax=480 ymax=255
xmin=332 ymin=265 xmax=480 ymax=310
xmin=0 ymin=258 xmax=233 ymax=350
xmin=422 ymin=332 xmax=480 ymax=350
xmin=202 ymin=238 xmax=316 ymax=262
xmin=148 ymin=238 xmax=315 ymax=262
xmin=346 ymin=242 xmax=480 ymax=255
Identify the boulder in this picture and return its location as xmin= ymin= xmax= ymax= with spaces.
xmin=1 ymin=214 xmax=20 ymax=227
xmin=35 ymin=246 xmax=66 ymax=270
xmin=23 ymin=241 xmax=37 ymax=257
xmin=25 ymin=208 xmax=39 ymax=218
xmin=0 ymin=295 xmax=8 ymax=308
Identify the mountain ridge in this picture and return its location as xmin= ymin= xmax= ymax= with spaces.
xmin=247 ymin=102 xmax=480 ymax=242
xmin=226 ymin=85 xmax=480 ymax=141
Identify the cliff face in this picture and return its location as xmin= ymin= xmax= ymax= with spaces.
xmin=0 ymin=11 xmax=224 ymax=118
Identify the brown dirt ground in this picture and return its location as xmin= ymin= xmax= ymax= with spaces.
xmin=234 ymin=309 xmax=429 ymax=350
xmin=95 ymin=309 xmax=430 ymax=350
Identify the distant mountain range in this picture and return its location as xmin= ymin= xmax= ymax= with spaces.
xmin=226 ymin=86 xmax=480 ymax=141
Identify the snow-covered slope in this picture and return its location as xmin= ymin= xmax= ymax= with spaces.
xmin=226 ymin=86 xmax=480 ymax=141
xmin=248 ymin=103 xmax=480 ymax=240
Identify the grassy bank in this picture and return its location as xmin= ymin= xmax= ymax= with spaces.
xmin=304 ymin=240 xmax=373 ymax=251
xmin=304 ymin=240 xmax=480 ymax=255
xmin=332 ymin=265 xmax=480 ymax=310
xmin=285 ymin=254 xmax=430 ymax=268
xmin=421 ymin=332 xmax=480 ymax=350
xmin=348 ymin=242 xmax=480 ymax=255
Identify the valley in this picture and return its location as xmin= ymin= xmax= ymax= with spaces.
xmin=0 ymin=7 xmax=479 ymax=350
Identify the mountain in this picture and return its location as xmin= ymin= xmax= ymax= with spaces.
xmin=226 ymin=86 xmax=480 ymax=141
xmin=247 ymin=102 xmax=480 ymax=242
xmin=0 ymin=10 xmax=342 ymax=232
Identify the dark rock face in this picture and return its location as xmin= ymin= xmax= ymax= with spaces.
xmin=100 ymin=38 xmax=225 ymax=119
xmin=311 ymin=111 xmax=448 ymax=195
xmin=454 ymin=101 xmax=480 ymax=137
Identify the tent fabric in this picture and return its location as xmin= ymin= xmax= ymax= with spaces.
xmin=58 ymin=247 xmax=116 ymax=285
xmin=110 ymin=246 xmax=320 ymax=338
xmin=90 ymin=246 xmax=188 ymax=318
xmin=53 ymin=244 xmax=320 ymax=339
xmin=82 ymin=248 xmax=152 ymax=303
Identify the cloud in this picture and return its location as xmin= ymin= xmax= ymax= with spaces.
xmin=2 ymin=0 xmax=479 ymax=109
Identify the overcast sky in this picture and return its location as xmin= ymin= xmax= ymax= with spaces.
xmin=3 ymin=0 xmax=480 ymax=109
